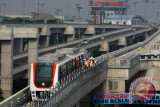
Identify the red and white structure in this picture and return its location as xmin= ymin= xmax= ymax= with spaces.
xmin=89 ymin=0 xmax=129 ymax=24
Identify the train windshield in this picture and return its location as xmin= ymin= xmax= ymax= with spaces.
xmin=35 ymin=66 xmax=53 ymax=78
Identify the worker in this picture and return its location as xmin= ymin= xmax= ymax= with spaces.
xmin=83 ymin=59 xmax=89 ymax=68
xmin=89 ymin=57 xmax=94 ymax=67
xmin=123 ymin=55 xmax=125 ymax=60
xmin=80 ymin=57 xmax=83 ymax=68
xmin=93 ymin=58 xmax=96 ymax=65
xmin=76 ymin=58 xmax=80 ymax=68
xmin=73 ymin=59 xmax=76 ymax=68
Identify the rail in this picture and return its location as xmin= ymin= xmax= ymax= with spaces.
xmin=0 ymin=86 xmax=30 ymax=107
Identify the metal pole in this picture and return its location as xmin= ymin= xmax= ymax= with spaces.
xmin=88 ymin=1 xmax=89 ymax=23
xmin=57 ymin=12 xmax=58 ymax=48
xmin=133 ymin=1 xmax=138 ymax=16
xmin=55 ymin=9 xmax=61 ymax=48
xmin=144 ymin=0 xmax=149 ymax=20
xmin=23 ymin=0 xmax=25 ymax=25
xmin=152 ymin=0 xmax=155 ymax=21
xmin=76 ymin=5 xmax=83 ymax=48
xmin=44 ymin=0 xmax=46 ymax=13
xmin=67 ymin=0 xmax=69 ymax=24
xmin=38 ymin=0 xmax=40 ymax=14
xmin=3 ymin=3 xmax=5 ymax=24
xmin=78 ymin=8 xmax=80 ymax=48
xmin=0 ymin=0 xmax=1 ymax=17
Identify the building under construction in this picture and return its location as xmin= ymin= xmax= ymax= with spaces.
xmin=89 ymin=0 xmax=129 ymax=24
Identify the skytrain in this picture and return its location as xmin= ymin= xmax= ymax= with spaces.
xmin=30 ymin=48 xmax=87 ymax=100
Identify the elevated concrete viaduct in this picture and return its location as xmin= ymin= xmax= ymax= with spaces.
xmin=0 ymin=24 xmax=156 ymax=98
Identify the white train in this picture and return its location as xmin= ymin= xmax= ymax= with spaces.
xmin=30 ymin=48 xmax=87 ymax=100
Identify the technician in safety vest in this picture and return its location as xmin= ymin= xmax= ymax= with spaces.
xmin=77 ymin=58 xmax=80 ymax=68
xmin=83 ymin=59 xmax=88 ymax=68
xmin=93 ymin=58 xmax=96 ymax=65
xmin=80 ymin=57 xmax=83 ymax=68
xmin=89 ymin=57 xmax=94 ymax=67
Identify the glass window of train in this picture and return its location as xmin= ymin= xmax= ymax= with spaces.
xmin=67 ymin=60 xmax=72 ymax=74
xmin=61 ymin=64 xmax=66 ymax=72
xmin=58 ymin=66 xmax=62 ymax=81
xmin=66 ymin=63 xmax=69 ymax=76
xmin=75 ymin=58 xmax=77 ymax=69
xmin=73 ymin=59 xmax=75 ymax=69
xmin=35 ymin=66 xmax=53 ymax=78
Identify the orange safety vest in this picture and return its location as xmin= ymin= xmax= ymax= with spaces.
xmin=84 ymin=61 xmax=88 ymax=67
xmin=89 ymin=60 xmax=94 ymax=66
xmin=77 ymin=60 xmax=80 ymax=68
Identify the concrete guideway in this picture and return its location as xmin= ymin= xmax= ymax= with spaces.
xmin=12 ymin=27 xmax=153 ymax=76
xmin=13 ymin=27 xmax=132 ymax=60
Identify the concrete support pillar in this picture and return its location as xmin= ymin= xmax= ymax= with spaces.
xmin=118 ymin=37 xmax=126 ymax=49
xmin=106 ymin=78 xmax=125 ymax=93
xmin=0 ymin=27 xmax=14 ymax=98
xmin=39 ymin=35 xmax=49 ymax=48
xmin=145 ymin=34 xmax=149 ymax=40
xmin=28 ymin=38 xmax=39 ymax=84
xmin=88 ymin=51 xmax=92 ymax=58
xmin=85 ymin=26 xmax=95 ymax=35
xmin=128 ymin=38 xmax=133 ymax=46
xmin=64 ymin=26 xmax=75 ymax=42
xmin=1 ymin=40 xmax=13 ymax=98
xmin=40 ymin=25 xmax=50 ymax=47
xmin=13 ymin=38 xmax=23 ymax=55
xmin=99 ymin=42 xmax=109 ymax=52
xmin=66 ymin=34 xmax=75 ymax=42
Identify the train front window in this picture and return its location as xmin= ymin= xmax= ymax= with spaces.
xmin=35 ymin=66 xmax=53 ymax=78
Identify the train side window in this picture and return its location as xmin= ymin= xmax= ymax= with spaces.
xmin=61 ymin=64 xmax=66 ymax=79
xmin=73 ymin=59 xmax=76 ymax=69
xmin=67 ymin=60 xmax=72 ymax=74
xmin=58 ymin=66 xmax=62 ymax=81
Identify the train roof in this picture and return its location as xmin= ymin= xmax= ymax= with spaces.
xmin=37 ymin=48 xmax=85 ymax=63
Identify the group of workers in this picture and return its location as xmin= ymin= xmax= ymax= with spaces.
xmin=83 ymin=57 xmax=96 ymax=68
xmin=73 ymin=57 xmax=96 ymax=69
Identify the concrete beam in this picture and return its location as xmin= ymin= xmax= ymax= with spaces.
xmin=99 ymin=42 xmax=109 ymax=52
xmin=13 ymin=27 xmax=39 ymax=38
xmin=0 ymin=27 xmax=14 ymax=40
xmin=118 ymin=37 xmax=126 ymax=46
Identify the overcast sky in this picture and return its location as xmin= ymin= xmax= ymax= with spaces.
xmin=2 ymin=0 xmax=160 ymax=20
